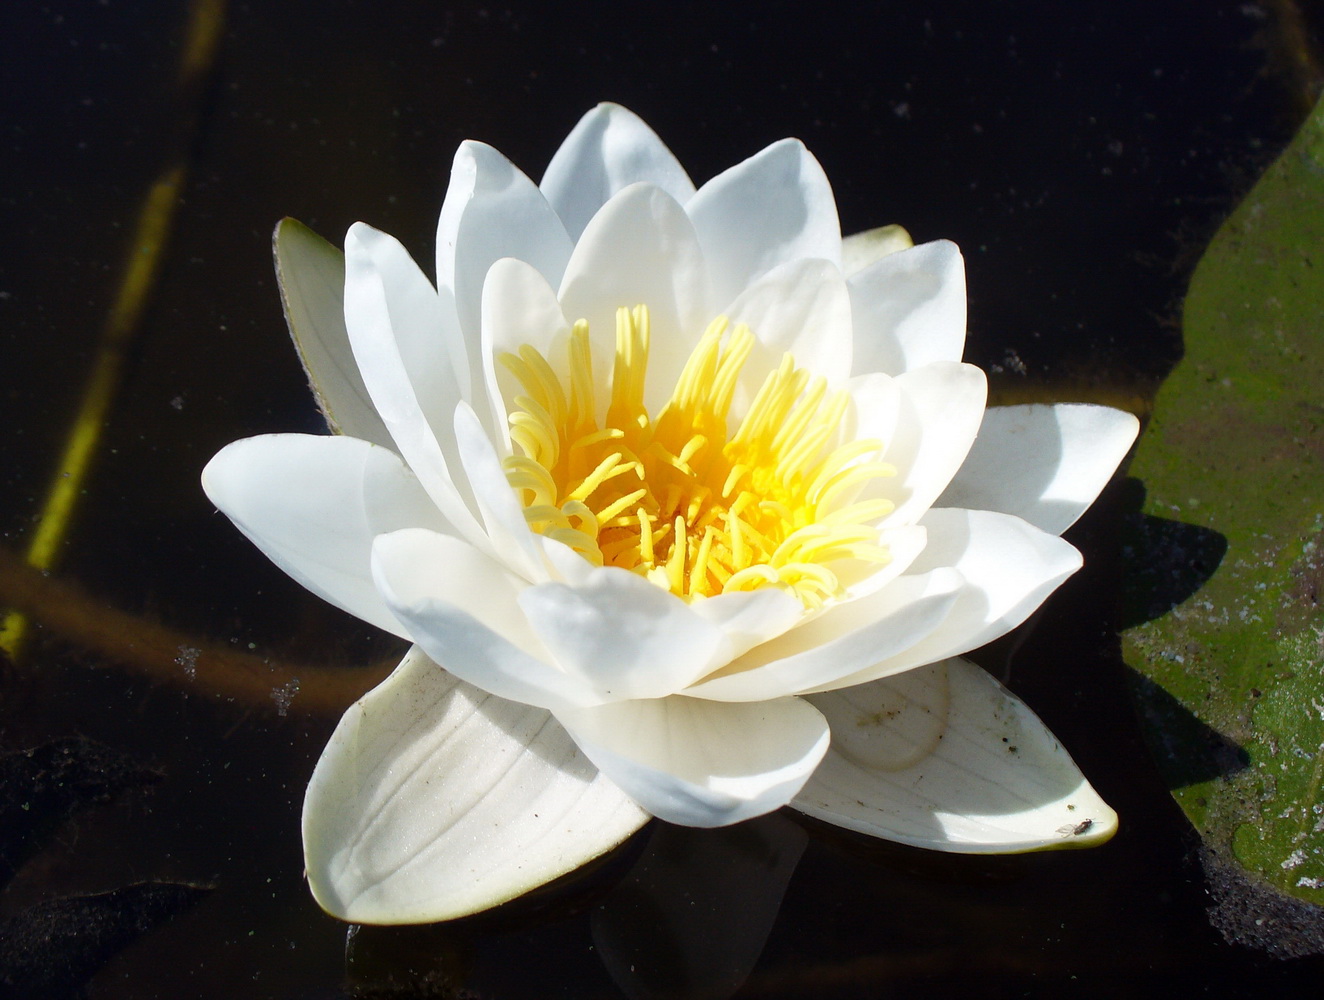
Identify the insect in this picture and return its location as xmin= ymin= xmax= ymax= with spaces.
xmin=1056 ymin=819 xmax=1094 ymax=837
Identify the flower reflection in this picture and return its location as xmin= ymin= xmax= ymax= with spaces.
xmin=344 ymin=815 xmax=805 ymax=1000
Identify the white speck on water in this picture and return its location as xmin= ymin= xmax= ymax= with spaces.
xmin=174 ymin=645 xmax=199 ymax=680
xmin=271 ymin=678 xmax=300 ymax=716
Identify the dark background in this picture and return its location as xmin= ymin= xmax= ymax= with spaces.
xmin=1 ymin=1 xmax=1322 ymax=996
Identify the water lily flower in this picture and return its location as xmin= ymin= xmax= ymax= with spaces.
xmin=203 ymin=104 xmax=1140 ymax=925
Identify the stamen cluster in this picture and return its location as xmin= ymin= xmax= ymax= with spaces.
xmin=500 ymin=306 xmax=896 ymax=608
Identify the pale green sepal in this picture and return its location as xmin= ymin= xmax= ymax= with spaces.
xmin=274 ymin=218 xmax=393 ymax=447
xmin=303 ymin=645 xmax=650 ymax=924
xmin=794 ymin=657 xmax=1116 ymax=852
xmin=841 ymin=224 xmax=914 ymax=277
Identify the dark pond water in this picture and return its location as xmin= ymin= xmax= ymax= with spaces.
xmin=2 ymin=1 xmax=1323 ymax=996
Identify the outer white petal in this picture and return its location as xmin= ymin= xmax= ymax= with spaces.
xmin=853 ymin=361 xmax=987 ymax=527
xmin=372 ymin=528 xmax=598 ymax=712
xmin=848 ymin=240 xmax=967 ymax=377
xmin=686 ymin=138 xmax=841 ymax=307
xmin=840 ymin=224 xmax=914 ymax=277
xmin=202 ymin=433 xmax=449 ymax=639
xmin=723 ymin=257 xmax=853 ymax=394
xmin=686 ymin=569 xmax=963 ymax=702
xmin=436 ymin=140 xmax=574 ymax=435
xmin=937 ymin=403 xmax=1140 ymax=535
xmin=820 ymin=508 xmax=1082 ymax=690
xmin=540 ymin=102 xmax=696 ymax=240
xmin=556 ymin=695 xmax=830 ymax=827
xmin=558 ymin=184 xmax=711 ymax=413
xmin=519 ymin=567 xmax=726 ymax=700
xmin=303 ymin=646 xmax=649 ymax=924
xmin=274 ymin=218 xmax=392 ymax=447
xmin=343 ymin=223 xmax=486 ymax=547
xmin=346 ymin=222 xmax=470 ymax=408
xmin=794 ymin=658 xmax=1117 ymax=851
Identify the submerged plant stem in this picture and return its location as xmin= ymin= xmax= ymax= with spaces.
xmin=0 ymin=545 xmax=391 ymax=715
xmin=0 ymin=0 xmax=229 ymax=660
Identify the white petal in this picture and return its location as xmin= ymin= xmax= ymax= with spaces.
xmin=834 ymin=523 xmax=930 ymax=597
xmin=303 ymin=646 xmax=649 ymax=924
xmin=436 ymin=140 xmax=573 ymax=431
xmin=684 ymin=523 xmax=928 ymax=691
xmin=937 ymin=403 xmax=1140 ymax=535
xmin=848 ymin=240 xmax=967 ymax=376
xmin=723 ymin=257 xmax=853 ymax=395
xmin=274 ymin=218 xmax=392 ymax=447
xmin=202 ymin=434 xmax=449 ymax=638
xmin=810 ymin=661 xmax=951 ymax=773
xmin=452 ymin=402 xmax=549 ymax=582
xmin=840 ymin=224 xmax=914 ymax=277
xmin=794 ymin=658 xmax=1117 ymax=851
xmin=539 ymin=534 xmax=600 ymax=586
xmin=686 ymin=569 xmax=963 ymax=702
xmin=556 ymin=695 xmax=830 ymax=827
xmin=346 ymin=222 xmax=470 ymax=409
xmin=557 ymin=184 xmax=710 ymax=413
xmin=343 ymin=223 xmax=486 ymax=547
xmin=686 ymin=138 xmax=841 ymax=307
xmin=821 ymin=508 xmax=1082 ymax=690
xmin=541 ymin=103 xmax=696 ymax=241
xmin=481 ymin=256 xmax=573 ymax=451
xmin=520 ymin=568 xmax=725 ymax=700
xmin=854 ymin=361 xmax=987 ymax=527
xmin=687 ymin=587 xmax=804 ymax=664
xmin=372 ymin=528 xmax=597 ymax=711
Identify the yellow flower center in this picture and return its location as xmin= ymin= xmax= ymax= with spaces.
xmin=499 ymin=305 xmax=896 ymax=608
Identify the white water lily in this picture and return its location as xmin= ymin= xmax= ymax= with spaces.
xmin=203 ymin=104 xmax=1139 ymax=925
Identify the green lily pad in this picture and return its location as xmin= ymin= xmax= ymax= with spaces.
xmin=1123 ymin=95 xmax=1324 ymax=908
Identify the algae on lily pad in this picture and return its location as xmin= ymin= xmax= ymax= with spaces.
xmin=1123 ymin=94 xmax=1324 ymax=919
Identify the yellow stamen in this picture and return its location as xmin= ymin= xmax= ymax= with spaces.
xmin=637 ymin=507 xmax=656 ymax=566
xmin=497 ymin=304 xmax=896 ymax=607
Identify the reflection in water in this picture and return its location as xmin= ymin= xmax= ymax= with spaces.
xmin=593 ymin=817 xmax=805 ymax=1000
xmin=346 ymin=815 xmax=805 ymax=1000
xmin=0 ymin=0 xmax=227 ymax=660
xmin=0 ymin=544 xmax=392 ymax=714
